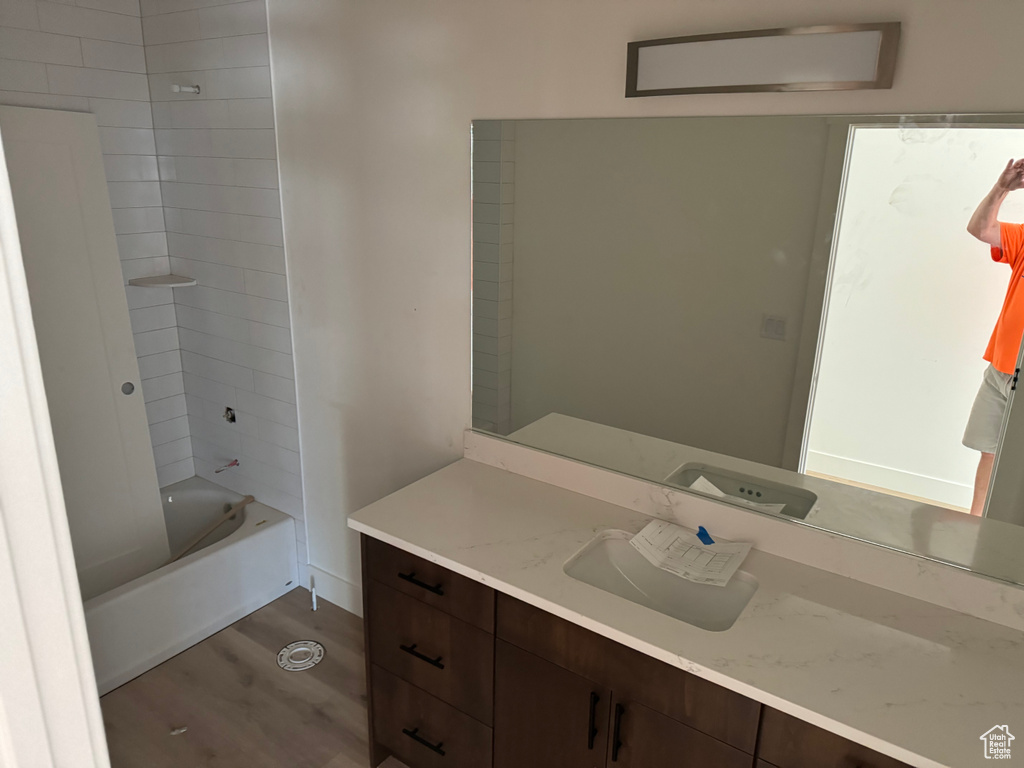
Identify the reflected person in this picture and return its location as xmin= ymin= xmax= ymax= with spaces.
xmin=964 ymin=158 xmax=1024 ymax=515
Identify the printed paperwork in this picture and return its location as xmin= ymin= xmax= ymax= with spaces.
xmin=630 ymin=519 xmax=751 ymax=587
xmin=689 ymin=475 xmax=788 ymax=516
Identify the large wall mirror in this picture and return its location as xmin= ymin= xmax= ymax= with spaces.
xmin=470 ymin=113 xmax=1024 ymax=586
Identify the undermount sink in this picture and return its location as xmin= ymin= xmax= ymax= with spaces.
xmin=564 ymin=530 xmax=758 ymax=632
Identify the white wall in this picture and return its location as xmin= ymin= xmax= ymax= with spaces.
xmin=266 ymin=0 xmax=1024 ymax=612
xmin=806 ymin=127 xmax=1024 ymax=510
xmin=0 ymin=0 xmax=195 ymax=486
xmin=141 ymin=0 xmax=306 ymax=576
xmin=507 ymin=117 xmax=831 ymax=467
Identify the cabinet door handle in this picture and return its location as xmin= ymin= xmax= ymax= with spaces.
xmin=397 ymin=570 xmax=445 ymax=595
xmin=611 ymin=703 xmax=625 ymax=762
xmin=399 ymin=643 xmax=445 ymax=669
xmin=402 ymin=727 xmax=446 ymax=756
xmin=587 ymin=692 xmax=600 ymax=749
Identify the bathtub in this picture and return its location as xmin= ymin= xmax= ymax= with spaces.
xmin=84 ymin=476 xmax=299 ymax=695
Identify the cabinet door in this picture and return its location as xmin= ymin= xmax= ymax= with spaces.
xmin=607 ymin=696 xmax=753 ymax=768
xmin=494 ymin=640 xmax=609 ymax=768
xmin=758 ymin=708 xmax=911 ymax=768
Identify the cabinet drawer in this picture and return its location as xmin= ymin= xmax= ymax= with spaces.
xmin=365 ymin=536 xmax=494 ymax=631
xmin=497 ymin=594 xmax=760 ymax=753
xmin=371 ymin=665 xmax=492 ymax=768
xmin=368 ymin=579 xmax=494 ymax=724
xmin=757 ymin=708 xmax=911 ymax=768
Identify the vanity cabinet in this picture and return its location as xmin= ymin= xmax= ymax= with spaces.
xmin=362 ymin=535 xmax=911 ymax=768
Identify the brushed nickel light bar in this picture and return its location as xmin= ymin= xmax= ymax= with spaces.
xmin=626 ymin=22 xmax=901 ymax=97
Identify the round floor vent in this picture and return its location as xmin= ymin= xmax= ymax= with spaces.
xmin=277 ymin=640 xmax=325 ymax=672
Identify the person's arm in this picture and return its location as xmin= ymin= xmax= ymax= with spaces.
xmin=967 ymin=158 xmax=1024 ymax=247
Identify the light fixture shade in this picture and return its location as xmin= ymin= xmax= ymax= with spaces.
xmin=626 ymin=23 xmax=900 ymax=97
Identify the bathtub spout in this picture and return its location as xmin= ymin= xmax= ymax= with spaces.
xmin=215 ymin=459 xmax=239 ymax=473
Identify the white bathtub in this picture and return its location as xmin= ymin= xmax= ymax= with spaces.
xmin=84 ymin=477 xmax=299 ymax=695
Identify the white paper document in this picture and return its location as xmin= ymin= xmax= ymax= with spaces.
xmin=629 ymin=519 xmax=752 ymax=587
xmin=689 ymin=475 xmax=788 ymax=516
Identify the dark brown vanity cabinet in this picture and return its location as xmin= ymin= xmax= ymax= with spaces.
xmin=362 ymin=535 xmax=911 ymax=768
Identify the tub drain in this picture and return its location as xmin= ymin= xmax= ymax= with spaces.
xmin=277 ymin=640 xmax=324 ymax=671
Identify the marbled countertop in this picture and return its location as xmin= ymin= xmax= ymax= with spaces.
xmin=349 ymin=458 xmax=1024 ymax=768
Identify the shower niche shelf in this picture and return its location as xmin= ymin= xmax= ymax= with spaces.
xmin=127 ymin=274 xmax=196 ymax=288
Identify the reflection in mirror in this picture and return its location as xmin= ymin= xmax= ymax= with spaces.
xmin=470 ymin=115 xmax=1024 ymax=584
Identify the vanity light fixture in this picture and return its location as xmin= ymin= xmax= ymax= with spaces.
xmin=625 ymin=22 xmax=900 ymax=97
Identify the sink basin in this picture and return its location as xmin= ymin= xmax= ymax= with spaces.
xmin=564 ymin=530 xmax=758 ymax=631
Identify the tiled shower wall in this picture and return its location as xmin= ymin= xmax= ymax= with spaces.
xmin=141 ymin=0 xmax=305 ymax=568
xmin=0 ymin=0 xmax=191 ymax=486
xmin=472 ymin=120 xmax=514 ymax=434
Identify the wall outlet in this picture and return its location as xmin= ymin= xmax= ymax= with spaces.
xmin=761 ymin=315 xmax=787 ymax=341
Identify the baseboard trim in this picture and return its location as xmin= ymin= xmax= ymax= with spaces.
xmin=309 ymin=565 xmax=362 ymax=617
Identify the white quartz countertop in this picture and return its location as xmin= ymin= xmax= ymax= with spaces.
xmin=349 ymin=459 xmax=1024 ymax=768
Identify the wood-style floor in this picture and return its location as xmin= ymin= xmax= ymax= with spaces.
xmin=101 ymin=588 xmax=404 ymax=768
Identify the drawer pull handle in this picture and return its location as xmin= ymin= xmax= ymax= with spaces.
xmin=402 ymin=727 xmax=446 ymax=756
xmin=587 ymin=691 xmax=600 ymax=749
xmin=397 ymin=570 xmax=445 ymax=596
xmin=400 ymin=643 xmax=445 ymax=669
xmin=611 ymin=703 xmax=625 ymax=762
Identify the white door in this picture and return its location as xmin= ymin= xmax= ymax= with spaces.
xmin=0 ymin=106 xmax=169 ymax=600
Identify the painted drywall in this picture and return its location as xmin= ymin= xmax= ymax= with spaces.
xmin=266 ymin=0 xmax=1024 ymax=611
xmin=807 ymin=127 xmax=1024 ymax=510
xmin=140 ymin=0 xmax=306 ymax=576
xmin=507 ymin=116 xmax=831 ymax=467
xmin=0 ymin=0 xmax=195 ymax=487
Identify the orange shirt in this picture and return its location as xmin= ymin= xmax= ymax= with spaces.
xmin=985 ymin=221 xmax=1024 ymax=374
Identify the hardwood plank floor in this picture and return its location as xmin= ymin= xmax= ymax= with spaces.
xmin=101 ymin=588 xmax=405 ymax=768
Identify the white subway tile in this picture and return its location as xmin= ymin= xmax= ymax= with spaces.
xmin=141 ymin=9 xmax=199 ymax=45
xmin=161 ymin=181 xmax=279 ymax=216
xmin=152 ymin=435 xmax=191 ymax=466
xmin=145 ymin=393 xmax=186 ymax=424
xmin=243 ymin=269 xmax=286 ymax=301
xmin=48 ymin=64 xmax=149 ymax=99
xmin=209 ymin=128 xmax=275 ymax=158
xmin=111 ymin=206 xmax=164 ymax=234
xmin=154 ymin=127 xmax=210 ymax=155
xmin=156 ymin=457 xmax=193 ymax=486
xmin=149 ymin=414 xmax=189 ymax=446
xmin=173 ymin=284 xmax=289 ymax=326
xmin=190 ymin=426 xmax=240 ymax=460
xmin=256 ymin=418 xmax=297 ymax=451
xmin=176 ymin=302 xmax=249 ymax=343
xmin=77 ymin=0 xmax=142 ymax=17
xmin=117 ymin=231 xmax=167 ymax=258
xmin=38 ymin=3 xmax=142 ymax=44
xmin=195 ymin=396 xmax=257 ymax=436
xmin=198 ymin=0 xmax=264 ymax=38
xmin=81 ymin=39 xmax=146 ymax=73
xmin=165 ymin=207 xmax=282 ymax=246
xmin=104 ymin=154 xmax=159 ymax=182
xmin=219 ymin=34 xmax=267 ymax=68
xmin=248 ymin=320 xmax=290 ymax=353
xmin=138 ymin=348 xmax=182 ymax=378
xmin=107 ymin=180 xmax=162 ymax=207
xmin=0 ymin=89 xmax=88 ymax=110
xmin=235 ymin=388 xmax=296 ymax=428
xmin=180 ymin=371 xmax=234 ymax=405
xmin=159 ymin=156 xmax=278 ymax=188
xmin=181 ymin=349 xmax=253 ymax=389
xmin=205 ymin=65 xmax=269 ymax=99
xmin=89 ymin=97 xmax=153 ymax=127
xmin=129 ymin=303 xmax=176 ymax=333
xmin=133 ymin=326 xmax=179 ymax=356
xmin=0 ymin=0 xmax=40 ymax=30
xmin=253 ymin=370 xmax=294 ymax=403
xmin=239 ymin=432 xmax=298 ymax=474
xmin=152 ymin=98 xmax=223 ymax=128
xmin=142 ymin=371 xmax=185 ymax=402
xmin=121 ymin=256 xmax=170 ymax=281
xmin=226 ymin=97 xmax=273 ymax=129
xmin=179 ymin=326 xmax=290 ymax=377
xmin=167 ymin=232 xmax=284 ymax=273
xmin=141 ymin=0 xmax=237 ymax=15
xmin=189 ymin=409 xmax=251 ymax=449
xmin=125 ymin=284 xmax=172 ymax=309
xmin=0 ymin=59 xmax=48 ymax=92
xmin=99 ymin=125 xmax=156 ymax=154
xmin=146 ymin=33 xmax=266 ymax=73
xmin=169 ymin=256 xmax=244 ymax=291
xmin=0 ymin=27 xmax=82 ymax=66
xmin=230 ymin=450 xmax=300 ymax=497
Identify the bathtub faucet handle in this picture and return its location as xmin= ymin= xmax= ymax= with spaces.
xmin=215 ymin=459 xmax=240 ymax=473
